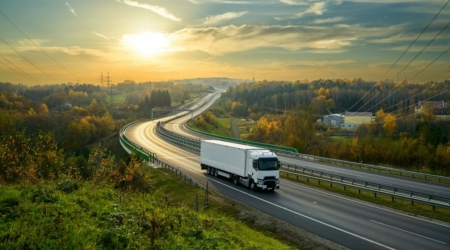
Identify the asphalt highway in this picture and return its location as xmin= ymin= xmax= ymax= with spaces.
xmin=124 ymin=93 xmax=450 ymax=250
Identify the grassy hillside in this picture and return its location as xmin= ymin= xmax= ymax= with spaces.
xmin=0 ymin=165 xmax=301 ymax=249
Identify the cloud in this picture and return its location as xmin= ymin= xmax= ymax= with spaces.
xmin=65 ymin=2 xmax=79 ymax=17
xmin=117 ymin=0 xmax=181 ymax=22
xmin=278 ymin=0 xmax=309 ymax=5
xmin=278 ymin=60 xmax=355 ymax=68
xmin=168 ymin=24 xmax=403 ymax=55
xmin=312 ymin=16 xmax=344 ymax=24
xmin=275 ymin=2 xmax=326 ymax=20
xmin=371 ymin=31 xmax=450 ymax=44
xmin=188 ymin=0 xmax=250 ymax=4
xmin=202 ymin=11 xmax=248 ymax=25
xmin=296 ymin=2 xmax=326 ymax=17
xmin=93 ymin=31 xmax=110 ymax=40
xmin=384 ymin=45 xmax=449 ymax=52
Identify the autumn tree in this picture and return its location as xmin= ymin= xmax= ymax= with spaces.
xmin=383 ymin=113 xmax=397 ymax=138
xmin=283 ymin=106 xmax=317 ymax=153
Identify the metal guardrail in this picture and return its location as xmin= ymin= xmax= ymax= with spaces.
xmin=185 ymin=123 xmax=450 ymax=184
xmin=119 ymin=91 xmax=221 ymax=162
xmin=184 ymin=124 xmax=298 ymax=153
xmin=156 ymin=122 xmax=200 ymax=152
xmin=281 ymin=165 xmax=450 ymax=209
xmin=281 ymin=170 xmax=450 ymax=209
xmin=155 ymin=158 xmax=208 ymax=191
xmin=119 ymin=120 xmax=157 ymax=162
xmin=277 ymin=151 xmax=450 ymax=183
xmin=155 ymin=124 xmax=450 ymax=209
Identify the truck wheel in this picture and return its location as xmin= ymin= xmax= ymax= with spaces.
xmin=250 ymin=181 xmax=257 ymax=191
xmin=233 ymin=175 xmax=239 ymax=185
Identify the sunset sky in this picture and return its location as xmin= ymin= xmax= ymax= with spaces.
xmin=0 ymin=0 xmax=449 ymax=85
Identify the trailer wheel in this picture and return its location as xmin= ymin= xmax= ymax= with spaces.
xmin=207 ymin=167 xmax=211 ymax=175
xmin=214 ymin=168 xmax=218 ymax=177
xmin=233 ymin=175 xmax=239 ymax=185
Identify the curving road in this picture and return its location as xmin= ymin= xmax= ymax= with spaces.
xmin=124 ymin=93 xmax=450 ymax=250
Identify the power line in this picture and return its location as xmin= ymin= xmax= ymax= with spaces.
xmin=0 ymin=59 xmax=33 ymax=82
xmin=378 ymin=84 xmax=434 ymax=113
xmin=348 ymin=1 xmax=450 ymax=113
xmin=373 ymin=88 xmax=450 ymax=124
xmin=397 ymin=20 xmax=450 ymax=77
xmin=0 ymin=54 xmax=38 ymax=83
xmin=383 ymin=0 xmax=450 ymax=78
xmin=345 ymin=83 xmax=379 ymax=112
xmin=0 ymin=10 xmax=78 ymax=80
xmin=0 ymin=36 xmax=57 ymax=83
xmin=410 ymin=46 xmax=450 ymax=81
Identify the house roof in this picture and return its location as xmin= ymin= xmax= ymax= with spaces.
xmin=345 ymin=111 xmax=372 ymax=117
xmin=417 ymin=100 xmax=447 ymax=108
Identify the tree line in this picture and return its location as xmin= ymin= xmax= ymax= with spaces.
xmin=217 ymin=79 xmax=450 ymax=174
xmin=138 ymin=90 xmax=171 ymax=112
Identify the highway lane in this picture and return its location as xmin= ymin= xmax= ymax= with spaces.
xmin=167 ymin=116 xmax=450 ymax=200
xmin=279 ymin=156 xmax=450 ymax=199
xmin=124 ymin=94 xmax=450 ymax=250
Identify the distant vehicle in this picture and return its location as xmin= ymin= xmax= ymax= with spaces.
xmin=200 ymin=140 xmax=280 ymax=191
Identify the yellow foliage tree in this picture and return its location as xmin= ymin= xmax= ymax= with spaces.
xmin=383 ymin=113 xmax=397 ymax=138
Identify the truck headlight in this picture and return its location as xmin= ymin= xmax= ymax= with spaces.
xmin=257 ymin=180 xmax=263 ymax=185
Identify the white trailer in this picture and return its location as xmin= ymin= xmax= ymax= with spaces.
xmin=200 ymin=140 xmax=280 ymax=191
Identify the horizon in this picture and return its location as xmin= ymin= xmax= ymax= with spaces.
xmin=1 ymin=0 xmax=449 ymax=85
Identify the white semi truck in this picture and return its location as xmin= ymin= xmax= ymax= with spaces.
xmin=200 ymin=140 xmax=280 ymax=191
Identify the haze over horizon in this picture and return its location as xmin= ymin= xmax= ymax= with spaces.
xmin=0 ymin=0 xmax=449 ymax=85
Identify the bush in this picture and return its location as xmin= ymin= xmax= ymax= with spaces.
xmin=56 ymin=179 xmax=79 ymax=193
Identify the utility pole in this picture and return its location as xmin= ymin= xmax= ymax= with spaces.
xmin=99 ymin=72 xmax=104 ymax=86
xmin=106 ymin=71 xmax=112 ymax=104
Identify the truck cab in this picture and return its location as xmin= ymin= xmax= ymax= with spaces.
xmin=247 ymin=151 xmax=280 ymax=190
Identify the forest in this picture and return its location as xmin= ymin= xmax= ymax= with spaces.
xmin=218 ymin=78 xmax=450 ymax=175
xmin=0 ymin=80 xmax=214 ymax=183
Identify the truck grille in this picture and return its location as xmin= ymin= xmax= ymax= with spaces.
xmin=265 ymin=181 xmax=276 ymax=188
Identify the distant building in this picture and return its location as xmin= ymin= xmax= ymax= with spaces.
xmin=416 ymin=100 xmax=449 ymax=119
xmin=323 ymin=114 xmax=344 ymax=127
xmin=341 ymin=112 xmax=372 ymax=130
xmin=62 ymin=101 xmax=72 ymax=108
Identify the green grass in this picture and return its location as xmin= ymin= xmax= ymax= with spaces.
xmin=0 ymin=167 xmax=298 ymax=250
xmin=108 ymin=93 xmax=127 ymax=104
xmin=188 ymin=118 xmax=233 ymax=137
xmin=188 ymin=117 xmax=256 ymax=141
xmin=280 ymin=172 xmax=450 ymax=224
xmin=236 ymin=118 xmax=255 ymax=139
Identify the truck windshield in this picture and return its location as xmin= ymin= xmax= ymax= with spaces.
xmin=258 ymin=158 xmax=279 ymax=171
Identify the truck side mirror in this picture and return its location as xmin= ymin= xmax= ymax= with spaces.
xmin=277 ymin=161 xmax=281 ymax=169
xmin=252 ymin=160 xmax=257 ymax=170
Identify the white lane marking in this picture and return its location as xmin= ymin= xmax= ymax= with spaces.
xmin=370 ymin=220 xmax=447 ymax=245
xmin=158 ymin=156 xmax=199 ymax=159
xmin=208 ymin=178 xmax=396 ymax=250
xmin=284 ymin=180 xmax=450 ymax=229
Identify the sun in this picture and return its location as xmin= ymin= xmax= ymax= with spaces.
xmin=122 ymin=31 xmax=169 ymax=55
